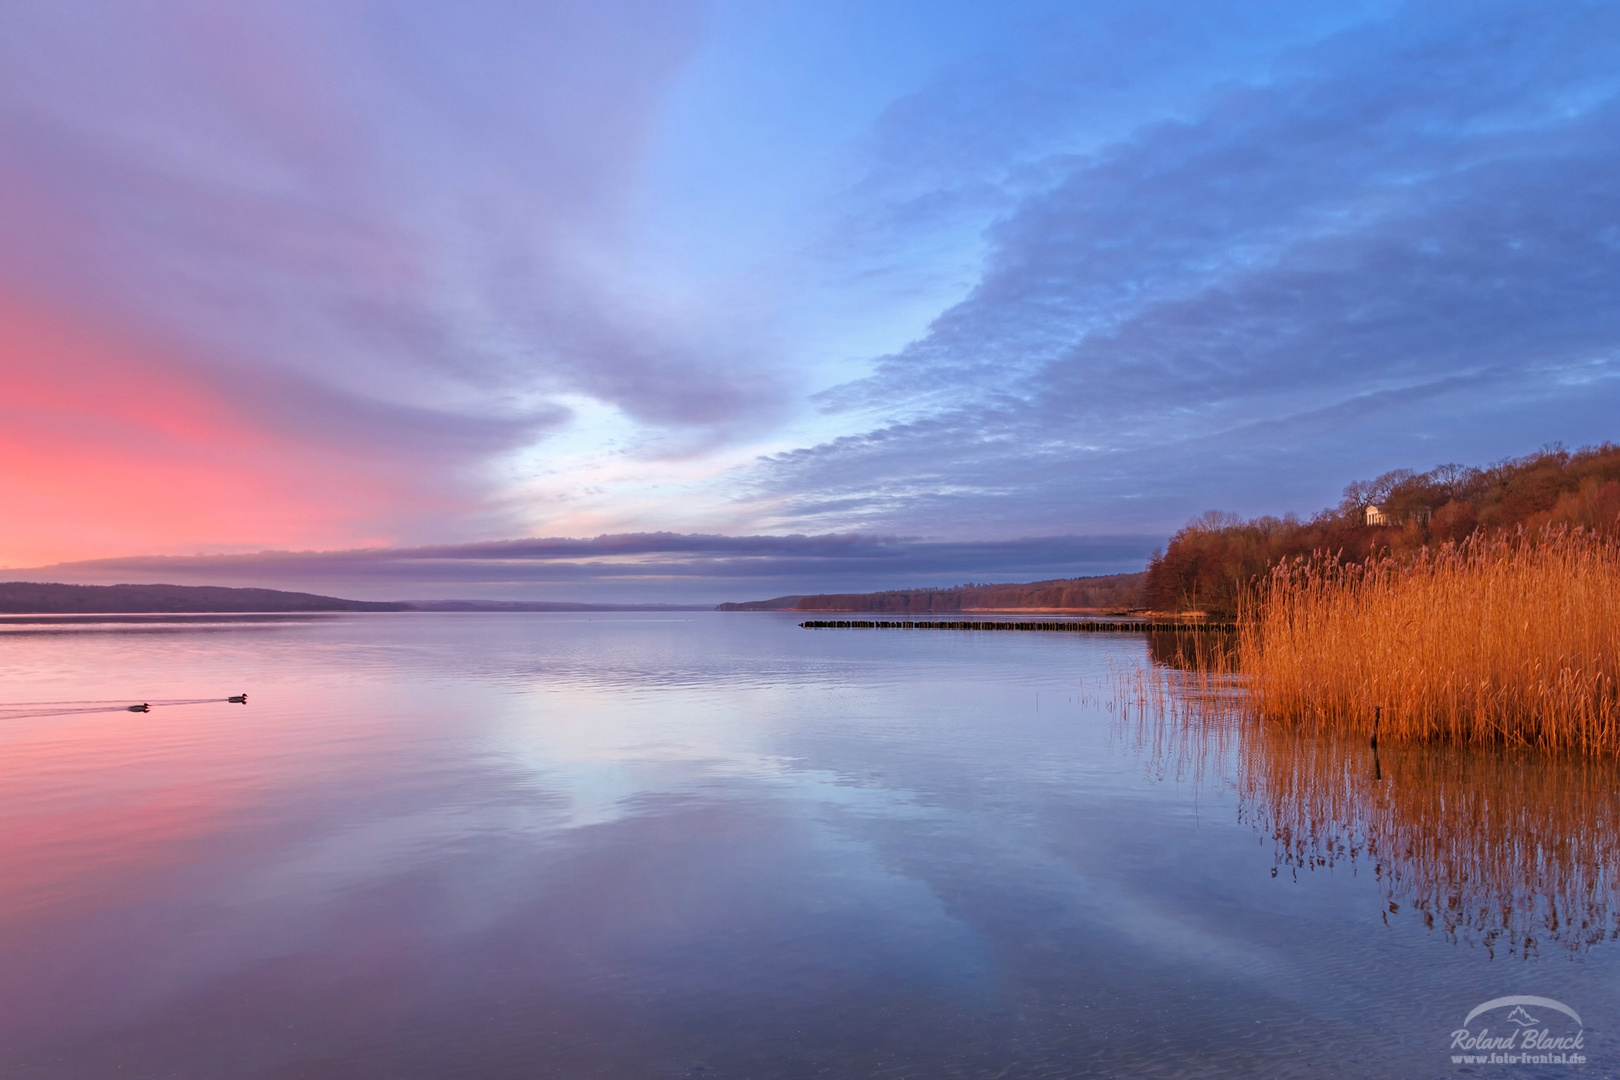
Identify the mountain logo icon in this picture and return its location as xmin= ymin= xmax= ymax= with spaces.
xmin=1464 ymin=996 xmax=1582 ymax=1030
xmin=1454 ymin=997 xmax=1584 ymax=1057
xmin=1505 ymin=1006 xmax=1540 ymax=1027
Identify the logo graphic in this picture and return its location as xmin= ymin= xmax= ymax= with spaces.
xmin=1450 ymin=996 xmax=1587 ymax=1068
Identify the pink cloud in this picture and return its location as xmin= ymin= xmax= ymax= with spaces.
xmin=0 ymin=291 xmax=474 ymax=565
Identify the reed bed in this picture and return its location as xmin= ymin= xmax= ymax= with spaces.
xmin=1240 ymin=529 xmax=1620 ymax=754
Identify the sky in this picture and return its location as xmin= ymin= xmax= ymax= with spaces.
xmin=3 ymin=0 xmax=1618 ymax=602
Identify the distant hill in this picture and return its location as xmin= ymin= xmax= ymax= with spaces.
xmin=717 ymin=572 xmax=1147 ymax=613
xmin=0 ymin=582 xmax=407 ymax=614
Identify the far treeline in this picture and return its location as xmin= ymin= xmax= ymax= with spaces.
xmin=716 ymin=573 xmax=1146 ymax=613
xmin=0 ymin=582 xmax=407 ymax=614
xmin=1148 ymin=443 xmax=1620 ymax=617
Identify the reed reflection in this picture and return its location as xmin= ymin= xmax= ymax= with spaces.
xmin=1121 ymin=667 xmax=1620 ymax=958
xmin=1145 ymin=629 xmax=1239 ymax=673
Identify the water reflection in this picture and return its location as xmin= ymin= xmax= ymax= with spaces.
xmin=0 ymin=613 xmax=336 ymax=642
xmin=4 ymin=613 xmax=1616 ymax=1077
xmin=1249 ymin=730 xmax=1620 ymax=957
xmin=1144 ymin=628 xmax=1239 ymax=671
xmin=1128 ymin=696 xmax=1620 ymax=958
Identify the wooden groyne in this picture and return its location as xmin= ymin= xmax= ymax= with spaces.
xmin=799 ymin=619 xmax=1231 ymax=632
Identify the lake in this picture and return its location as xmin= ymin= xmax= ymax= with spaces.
xmin=0 ymin=612 xmax=1613 ymax=1078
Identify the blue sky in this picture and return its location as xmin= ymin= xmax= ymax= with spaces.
xmin=3 ymin=0 xmax=1618 ymax=600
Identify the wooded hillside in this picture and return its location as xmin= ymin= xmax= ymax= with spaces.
xmin=1145 ymin=443 xmax=1620 ymax=616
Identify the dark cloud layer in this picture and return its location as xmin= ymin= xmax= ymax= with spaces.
xmin=16 ymin=533 xmax=1160 ymax=605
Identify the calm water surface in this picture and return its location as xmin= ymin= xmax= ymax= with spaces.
xmin=0 ymin=612 xmax=1614 ymax=1078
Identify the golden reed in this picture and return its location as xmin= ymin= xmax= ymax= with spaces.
xmin=1239 ymin=528 xmax=1620 ymax=753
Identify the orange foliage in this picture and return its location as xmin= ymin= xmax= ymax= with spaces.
xmin=1147 ymin=444 xmax=1620 ymax=615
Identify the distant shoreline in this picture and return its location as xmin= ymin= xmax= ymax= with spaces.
xmin=0 ymin=581 xmax=404 ymax=615
xmin=717 ymin=572 xmax=1147 ymax=613
xmin=0 ymin=582 xmax=713 ymax=616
